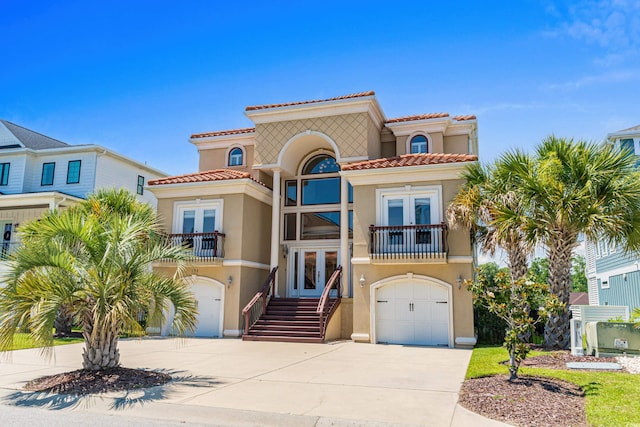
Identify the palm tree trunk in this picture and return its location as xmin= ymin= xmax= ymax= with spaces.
xmin=544 ymin=230 xmax=576 ymax=349
xmin=54 ymin=304 xmax=74 ymax=336
xmin=82 ymin=322 xmax=120 ymax=370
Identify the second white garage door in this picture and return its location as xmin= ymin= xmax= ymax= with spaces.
xmin=375 ymin=280 xmax=450 ymax=346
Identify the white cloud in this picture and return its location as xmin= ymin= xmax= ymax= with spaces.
xmin=542 ymin=69 xmax=639 ymax=90
xmin=546 ymin=1 xmax=640 ymax=63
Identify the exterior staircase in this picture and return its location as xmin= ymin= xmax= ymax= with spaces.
xmin=243 ymin=298 xmax=326 ymax=343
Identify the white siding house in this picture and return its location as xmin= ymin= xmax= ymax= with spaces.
xmin=0 ymin=119 xmax=167 ymax=273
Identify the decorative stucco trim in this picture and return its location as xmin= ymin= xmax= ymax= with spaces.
xmin=148 ymin=179 xmax=273 ymax=205
xmin=222 ymin=260 xmax=271 ymax=270
xmin=245 ymin=97 xmax=386 ymax=129
xmin=455 ymin=337 xmax=477 ymax=346
xmin=350 ymin=333 xmax=370 ymax=342
xmin=448 ymin=256 xmax=474 ymax=264
xmin=341 ymin=162 xmax=472 ymax=186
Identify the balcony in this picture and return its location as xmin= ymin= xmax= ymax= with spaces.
xmin=369 ymin=223 xmax=448 ymax=263
xmin=163 ymin=232 xmax=225 ymax=263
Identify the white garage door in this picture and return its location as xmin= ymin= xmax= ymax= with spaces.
xmin=190 ymin=281 xmax=222 ymax=337
xmin=376 ymin=280 xmax=449 ymax=346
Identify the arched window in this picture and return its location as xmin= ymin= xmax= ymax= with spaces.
xmin=302 ymin=154 xmax=340 ymax=175
xmin=228 ymin=147 xmax=243 ymax=166
xmin=410 ymin=135 xmax=428 ymax=154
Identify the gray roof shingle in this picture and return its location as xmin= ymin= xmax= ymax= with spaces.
xmin=0 ymin=120 xmax=69 ymax=150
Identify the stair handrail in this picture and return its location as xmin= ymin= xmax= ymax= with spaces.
xmin=242 ymin=267 xmax=278 ymax=334
xmin=316 ymin=266 xmax=343 ymax=338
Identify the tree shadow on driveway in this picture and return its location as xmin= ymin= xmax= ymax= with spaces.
xmin=2 ymin=368 xmax=225 ymax=411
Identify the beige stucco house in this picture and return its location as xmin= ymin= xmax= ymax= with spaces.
xmin=149 ymin=91 xmax=478 ymax=348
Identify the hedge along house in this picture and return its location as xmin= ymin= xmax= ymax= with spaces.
xmin=149 ymin=91 xmax=479 ymax=347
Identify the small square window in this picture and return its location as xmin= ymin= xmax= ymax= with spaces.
xmin=41 ymin=162 xmax=55 ymax=186
xmin=67 ymin=160 xmax=81 ymax=184
xmin=0 ymin=163 xmax=9 ymax=186
xmin=137 ymin=175 xmax=144 ymax=195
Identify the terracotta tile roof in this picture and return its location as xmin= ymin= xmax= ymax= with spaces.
xmin=386 ymin=113 xmax=449 ymax=123
xmin=341 ymin=153 xmax=478 ymax=171
xmin=451 ymin=114 xmax=477 ymax=121
xmin=245 ymin=91 xmax=376 ymax=111
xmin=385 ymin=113 xmax=477 ymax=124
xmin=190 ymin=127 xmax=255 ymax=139
xmin=148 ymin=169 xmax=266 ymax=187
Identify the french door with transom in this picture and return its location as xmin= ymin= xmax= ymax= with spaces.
xmin=288 ymin=248 xmax=339 ymax=297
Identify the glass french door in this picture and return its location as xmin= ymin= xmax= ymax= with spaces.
xmin=290 ymin=248 xmax=338 ymax=297
xmin=176 ymin=205 xmax=220 ymax=257
xmin=383 ymin=195 xmax=435 ymax=252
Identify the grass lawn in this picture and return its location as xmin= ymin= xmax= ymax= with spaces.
xmin=9 ymin=333 xmax=84 ymax=351
xmin=467 ymin=346 xmax=640 ymax=427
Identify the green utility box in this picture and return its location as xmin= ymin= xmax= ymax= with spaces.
xmin=585 ymin=322 xmax=640 ymax=357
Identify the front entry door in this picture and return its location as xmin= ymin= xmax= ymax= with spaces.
xmin=298 ymin=249 xmax=338 ymax=297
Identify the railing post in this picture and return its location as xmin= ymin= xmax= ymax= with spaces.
xmin=369 ymin=225 xmax=375 ymax=255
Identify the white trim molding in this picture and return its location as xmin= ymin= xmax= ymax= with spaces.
xmin=448 ymin=256 xmax=474 ymax=264
xmin=225 ymin=145 xmax=247 ymax=167
xmin=405 ymin=131 xmax=432 ymax=154
xmin=223 ymin=329 xmax=243 ymax=337
xmin=149 ymin=179 xmax=273 ymax=206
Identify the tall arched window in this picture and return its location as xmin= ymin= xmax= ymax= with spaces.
xmin=302 ymin=154 xmax=340 ymax=174
xmin=228 ymin=147 xmax=243 ymax=166
xmin=282 ymin=153 xmax=353 ymax=242
xmin=410 ymin=135 xmax=428 ymax=154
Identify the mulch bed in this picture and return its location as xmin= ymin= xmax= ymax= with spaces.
xmin=24 ymin=367 xmax=171 ymax=395
xmin=459 ymin=375 xmax=587 ymax=427
xmin=459 ymin=350 xmax=625 ymax=427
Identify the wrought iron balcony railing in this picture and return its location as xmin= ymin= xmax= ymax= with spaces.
xmin=369 ymin=223 xmax=448 ymax=260
xmin=165 ymin=231 xmax=225 ymax=262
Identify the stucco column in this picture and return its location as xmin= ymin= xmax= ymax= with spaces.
xmin=340 ymin=177 xmax=349 ymax=297
xmin=270 ymin=169 xmax=281 ymax=297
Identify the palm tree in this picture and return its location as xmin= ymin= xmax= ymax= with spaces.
xmin=516 ymin=136 xmax=640 ymax=349
xmin=448 ymin=156 xmax=533 ymax=282
xmin=0 ymin=189 xmax=197 ymax=370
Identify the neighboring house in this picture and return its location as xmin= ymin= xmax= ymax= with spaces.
xmin=585 ymin=124 xmax=640 ymax=312
xmin=0 ymin=119 xmax=167 ymax=264
xmin=149 ymin=91 xmax=479 ymax=347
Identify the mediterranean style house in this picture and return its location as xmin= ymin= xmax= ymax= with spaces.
xmin=585 ymin=124 xmax=640 ymax=312
xmin=149 ymin=91 xmax=479 ymax=347
xmin=0 ymin=119 xmax=166 ymax=266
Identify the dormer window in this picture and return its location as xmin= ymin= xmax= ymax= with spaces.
xmin=410 ymin=135 xmax=429 ymax=154
xmin=228 ymin=147 xmax=244 ymax=166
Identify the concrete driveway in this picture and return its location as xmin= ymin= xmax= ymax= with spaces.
xmin=0 ymin=338 xmax=507 ymax=426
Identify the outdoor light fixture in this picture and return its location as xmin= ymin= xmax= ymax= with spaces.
xmin=227 ymin=275 xmax=233 ymax=286
xmin=282 ymin=244 xmax=289 ymax=257
xmin=359 ymin=274 xmax=366 ymax=287
xmin=456 ymin=275 xmax=463 ymax=290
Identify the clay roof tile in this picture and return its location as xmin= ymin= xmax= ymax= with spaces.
xmin=245 ymin=91 xmax=375 ymax=111
xmin=341 ymin=152 xmax=478 ymax=171
xmin=148 ymin=169 xmax=266 ymax=187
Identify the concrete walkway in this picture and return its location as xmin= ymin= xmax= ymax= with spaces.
xmin=0 ymin=338 xmax=509 ymax=426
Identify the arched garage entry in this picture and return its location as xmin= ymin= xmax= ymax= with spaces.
xmin=162 ymin=276 xmax=225 ymax=338
xmin=370 ymin=274 xmax=453 ymax=347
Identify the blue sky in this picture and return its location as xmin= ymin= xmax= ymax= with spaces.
xmin=1 ymin=0 xmax=639 ymax=175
